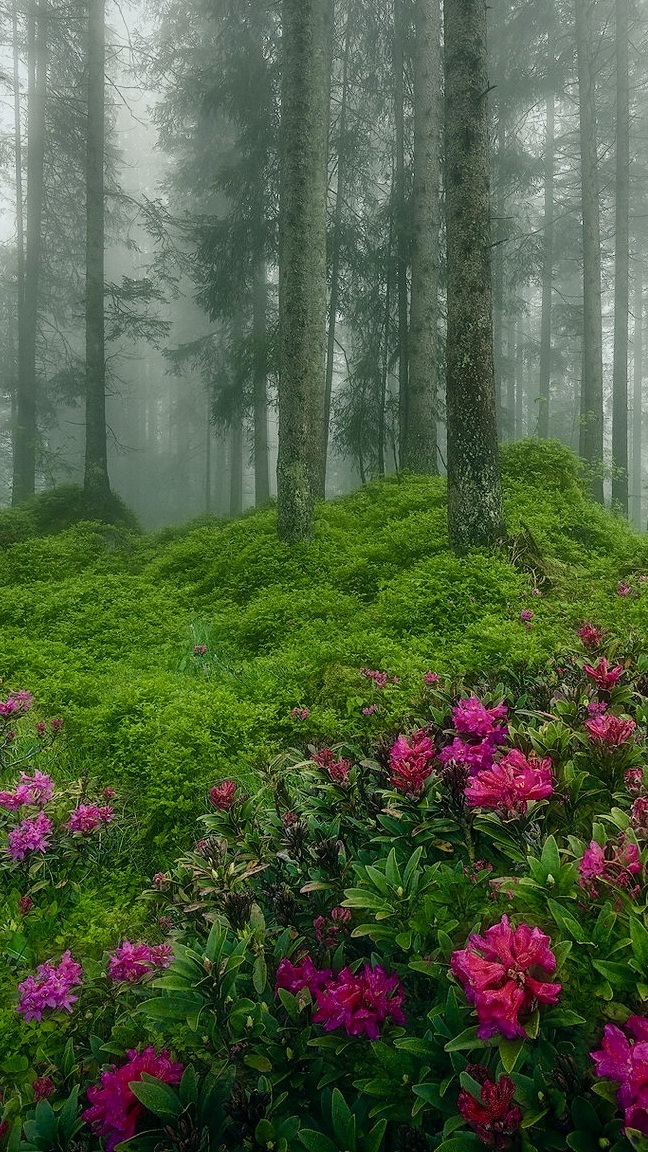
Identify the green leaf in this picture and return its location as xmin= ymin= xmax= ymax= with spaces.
xmin=331 ymin=1088 xmax=356 ymax=1152
xmin=129 ymin=1076 xmax=183 ymax=1120
xmin=630 ymin=917 xmax=648 ymax=970
xmin=540 ymin=835 xmax=561 ymax=879
xmin=547 ymin=900 xmax=592 ymax=945
xmin=591 ymin=960 xmax=636 ymax=989
xmin=444 ymin=1026 xmax=482 ymax=1052
xmin=434 ymin=1136 xmax=484 ymax=1151
xmin=570 ymin=1096 xmax=602 ymax=1134
xmin=179 ymin=1065 xmax=198 ymax=1107
xmin=384 ymin=849 xmax=402 ymax=890
xmin=299 ymin=1130 xmax=340 ymax=1152
xmin=253 ymin=953 xmax=267 ymax=994
xmin=255 ymin=1120 xmax=276 ymax=1144
xmin=498 ymin=1038 xmax=526 ymax=1073
xmin=244 ymin=1054 xmax=273 ymax=1073
xmin=364 ymin=1119 xmax=387 ymax=1152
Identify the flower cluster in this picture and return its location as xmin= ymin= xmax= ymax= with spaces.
xmin=438 ymin=696 xmax=508 ymax=776
xmin=313 ymin=906 xmax=352 ymax=948
xmin=276 ymin=956 xmax=405 ymax=1040
xmin=591 ymin=1016 xmax=648 ymax=1136
xmin=585 ymin=713 xmax=636 ymax=747
xmin=65 ymin=804 xmax=114 ymax=835
xmin=578 ymin=837 xmax=642 ymax=898
xmin=193 ymin=644 xmax=208 ymax=656
xmin=0 ymin=770 xmax=54 ymax=810
xmin=7 ymin=812 xmax=52 ymax=860
xmin=578 ymin=622 xmax=605 ymax=649
xmin=311 ymin=748 xmax=351 ymax=783
xmin=17 ymin=951 xmax=83 ymax=1022
xmin=209 ymin=780 xmax=237 ymax=809
xmin=107 ymin=940 xmax=174 ymax=983
xmin=451 ymin=916 xmax=561 ymax=1039
xmin=360 ymin=667 xmax=398 ymax=688
xmin=584 ymin=657 xmax=623 ymax=692
xmin=464 ymin=749 xmax=553 ymax=816
xmin=0 ymin=690 xmax=33 ymax=717
xmin=83 ymin=1047 xmax=184 ymax=1152
xmin=389 ymin=729 xmax=435 ymax=796
xmin=458 ymin=1066 xmax=522 ymax=1149
xmin=290 ymin=707 xmax=310 ymax=720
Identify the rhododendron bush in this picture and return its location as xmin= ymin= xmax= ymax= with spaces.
xmin=3 ymin=636 xmax=648 ymax=1152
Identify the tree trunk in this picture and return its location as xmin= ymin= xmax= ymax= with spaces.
xmin=402 ymin=0 xmax=439 ymax=473
xmin=538 ymin=51 xmax=555 ymax=440
xmin=205 ymin=387 xmax=212 ymax=513
xmin=277 ymin=0 xmax=330 ymax=541
xmin=84 ymin=0 xmax=110 ymax=503
xmin=229 ymin=409 xmax=243 ymax=517
xmin=444 ymin=0 xmax=505 ymax=551
xmin=322 ymin=3 xmax=352 ymax=496
xmin=13 ymin=0 xmax=46 ymax=505
xmin=612 ymin=0 xmax=629 ymax=514
xmin=575 ymin=0 xmax=604 ymax=503
xmin=492 ymin=118 xmax=506 ymax=439
xmin=632 ymin=258 xmax=643 ymax=530
xmin=253 ymin=261 xmax=270 ymax=505
xmin=393 ymin=0 xmax=409 ymax=466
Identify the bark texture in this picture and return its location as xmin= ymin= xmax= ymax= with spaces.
xmin=403 ymin=0 xmax=440 ymax=473
xmin=394 ymin=0 xmax=410 ymax=464
xmin=253 ymin=262 xmax=270 ymax=505
xmin=612 ymin=0 xmax=629 ymax=513
xmin=84 ymin=0 xmax=110 ymax=502
xmin=575 ymin=0 xmax=604 ymax=503
xmin=277 ymin=0 xmax=330 ymax=541
xmin=444 ymin=0 xmax=505 ymax=551
xmin=538 ymin=44 xmax=555 ymax=440
xmin=13 ymin=0 xmax=46 ymax=504
xmin=632 ymin=259 xmax=643 ymax=529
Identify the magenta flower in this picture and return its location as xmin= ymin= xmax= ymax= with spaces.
xmin=360 ymin=668 xmax=397 ymax=688
xmin=389 ymin=729 xmax=435 ymax=796
xmin=83 ymin=1047 xmax=183 ymax=1152
xmin=102 ymin=786 xmax=117 ymax=800
xmin=578 ymin=622 xmax=605 ymax=650
xmin=290 ymin=707 xmax=310 ymax=720
xmin=7 ymin=812 xmax=52 ymax=860
xmin=311 ymin=748 xmax=351 ymax=783
xmin=583 ymin=658 xmax=624 ymax=692
xmin=625 ymin=768 xmax=644 ymax=794
xmin=209 ymin=780 xmax=237 ymax=810
xmin=107 ymin=941 xmax=173 ymax=983
xmin=423 ymin=671 xmax=440 ymax=686
xmin=312 ymin=964 xmax=406 ymax=1040
xmin=313 ymin=906 xmax=352 ymax=948
xmin=458 ymin=1066 xmax=522 ymax=1150
xmin=0 ymin=790 xmax=25 ymax=810
xmin=0 ymin=690 xmax=33 ymax=716
xmin=438 ymin=734 xmax=502 ymax=776
xmin=631 ymin=797 xmax=648 ymax=837
xmin=32 ymin=1076 xmax=54 ymax=1101
xmin=451 ymin=915 xmax=561 ymax=1040
xmin=18 ymin=895 xmax=33 ymax=915
xmin=585 ymin=713 xmax=636 ymax=747
xmin=453 ymin=697 xmax=508 ymax=739
xmin=578 ymin=837 xmax=642 ymax=898
xmin=362 ymin=704 xmax=378 ymax=716
xmin=17 ymin=951 xmax=83 ymax=1022
xmin=275 ymin=955 xmax=332 ymax=997
xmin=464 ymin=749 xmax=553 ymax=816
xmin=618 ymin=581 xmax=632 ymax=597
xmin=14 ymin=771 xmax=54 ymax=806
xmin=591 ymin=1016 xmax=648 ymax=1136
xmin=65 ymin=804 xmax=114 ymax=834
xmin=520 ymin=608 xmax=534 ymax=625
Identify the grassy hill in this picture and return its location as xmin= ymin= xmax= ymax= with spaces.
xmin=0 ymin=438 xmax=646 ymax=866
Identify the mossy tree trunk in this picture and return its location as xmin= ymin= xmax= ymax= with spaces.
xmin=402 ymin=0 xmax=440 ymax=474
xmin=84 ymin=0 xmax=110 ymax=505
xmin=444 ymin=0 xmax=505 ymax=551
xmin=277 ymin=0 xmax=331 ymax=542
xmin=575 ymin=0 xmax=604 ymax=503
xmin=13 ymin=0 xmax=47 ymax=505
xmin=612 ymin=0 xmax=629 ymax=515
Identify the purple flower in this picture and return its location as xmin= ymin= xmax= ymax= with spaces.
xmin=83 ymin=1048 xmax=183 ymax=1152
xmin=275 ymin=955 xmax=332 ymax=997
xmin=32 ymin=1076 xmax=54 ymax=1100
xmin=7 ymin=812 xmax=52 ymax=860
xmin=591 ymin=1016 xmax=648 ymax=1136
xmin=65 ymin=804 xmax=114 ymax=835
xmin=312 ymin=964 xmax=406 ymax=1040
xmin=453 ymin=697 xmax=508 ymax=739
xmin=107 ymin=941 xmax=173 ymax=983
xmin=17 ymin=951 xmax=83 ymax=1022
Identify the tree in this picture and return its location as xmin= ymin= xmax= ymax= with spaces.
xmin=574 ymin=0 xmax=604 ymax=503
xmin=538 ymin=15 xmax=556 ymax=440
xmin=402 ymin=0 xmax=440 ymax=473
xmin=444 ymin=0 xmax=505 ymax=551
xmin=276 ymin=0 xmax=331 ymax=541
xmin=84 ymin=0 xmax=110 ymax=501
xmin=611 ymin=0 xmax=629 ymax=514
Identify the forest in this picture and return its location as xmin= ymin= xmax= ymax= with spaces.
xmin=2 ymin=1 xmax=648 ymax=1151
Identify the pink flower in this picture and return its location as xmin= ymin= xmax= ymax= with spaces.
xmin=107 ymin=940 xmax=173 ymax=983
xmin=193 ymin=644 xmax=208 ymax=656
xmin=587 ymin=700 xmax=607 ymax=715
xmin=583 ymin=658 xmax=624 ymax=692
xmin=313 ymin=907 xmax=352 ymax=948
xmin=50 ymin=718 xmax=63 ymax=732
xmin=18 ymin=895 xmax=33 ymax=915
xmin=578 ymin=622 xmax=605 ymax=650
xmin=311 ymin=749 xmax=351 ymax=782
xmin=362 ymin=704 xmax=378 ymax=716
xmin=0 ymin=691 xmax=33 ymax=717
xmin=578 ymin=837 xmax=642 ymax=898
xmin=0 ymin=790 xmax=25 ymax=810
xmin=625 ymin=768 xmax=645 ymax=795
xmin=438 ymin=734 xmax=502 ymax=776
xmin=17 ymin=951 xmax=83 ymax=1022
xmin=65 ymin=804 xmax=114 ymax=835
xmin=389 ymin=729 xmax=436 ymax=796
xmin=453 ymin=697 xmax=508 ymax=739
xmin=7 ymin=812 xmax=52 ymax=860
xmin=591 ymin=1016 xmax=648 ymax=1136
xmin=360 ymin=668 xmax=394 ymax=689
xmin=275 ymin=955 xmax=332 ymax=997
xmin=631 ymin=797 xmax=648 ymax=837
xmin=618 ymin=581 xmax=632 ymax=596
xmin=423 ymin=671 xmax=440 ymax=685
xmin=102 ymin=786 xmax=117 ymax=800
xmin=83 ymin=1047 xmax=183 ymax=1152
xmin=15 ymin=771 xmax=54 ymax=806
xmin=464 ymin=749 xmax=553 ymax=816
xmin=151 ymin=872 xmax=168 ymax=890
xmin=312 ymin=963 xmax=406 ymax=1040
xmin=290 ymin=707 xmax=310 ymax=720
xmin=451 ymin=915 xmax=561 ymax=1040
xmin=585 ymin=713 xmax=636 ymax=747
xmin=32 ymin=1076 xmax=54 ymax=1100
xmin=209 ymin=780 xmax=237 ymax=809
xmin=458 ymin=1066 xmax=522 ymax=1149
xmin=520 ymin=608 xmax=534 ymax=624
xmin=531 ymin=587 xmax=541 ymax=596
